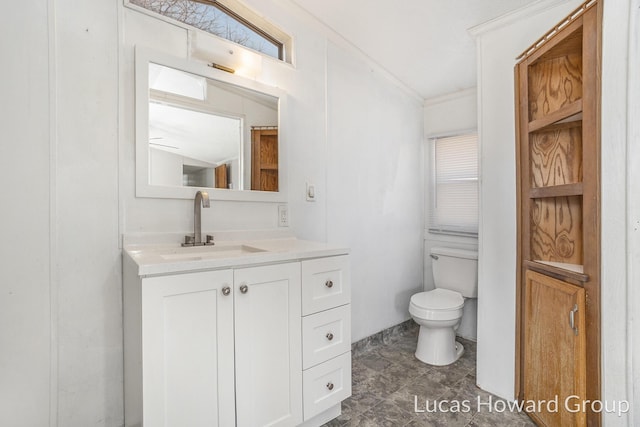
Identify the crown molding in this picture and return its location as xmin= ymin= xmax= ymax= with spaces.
xmin=424 ymin=87 xmax=476 ymax=107
xmin=468 ymin=0 xmax=574 ymax=37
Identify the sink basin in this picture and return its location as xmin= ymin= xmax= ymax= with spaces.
xmin=158 ymin=244 xmax=266 ymax=261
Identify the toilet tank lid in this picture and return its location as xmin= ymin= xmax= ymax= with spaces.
xmin=430 ymin=247 xmax=478 ymax=260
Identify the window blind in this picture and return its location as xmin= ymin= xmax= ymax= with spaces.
xmin=428 ymin=133 xmax=478 ymax=235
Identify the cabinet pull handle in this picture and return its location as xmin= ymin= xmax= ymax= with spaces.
xmin=326 ymin=382 xmax=334 ymax=391
xmin=326 ymin=332 xmax=334 ymax=341
xmin=240 ymin=284 xmax=249 ymax=294
xmin=222 ymin=286 xmax=231 ymax=296
xmin=325 ymin=280 xmax=334 ymax=288
xmin=569 ymin=304 xmax=579 ymax=336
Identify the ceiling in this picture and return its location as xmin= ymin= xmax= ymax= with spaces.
xmin=291 ymin=0 xmax=538 ymax=100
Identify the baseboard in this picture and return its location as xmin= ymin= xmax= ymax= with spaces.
xmin=351 ymin=319 xmax=418 ymax=357
xmin=351 ymin=319 xmax=478 ymax=358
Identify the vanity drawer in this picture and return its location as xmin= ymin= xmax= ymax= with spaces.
xmin=301 ymin=256 xmax=350 ymax=315
xmin=302 ymin=352 xmax=351 ymax=421
xmin=302 ymin=305 xmax=351 ymax=369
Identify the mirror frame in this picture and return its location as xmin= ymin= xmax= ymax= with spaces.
xmin=135 ymin=47 xmax=287 ymax=202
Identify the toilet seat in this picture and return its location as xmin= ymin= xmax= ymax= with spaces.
xmin=409 ymin=289 xmax=464 ymax=321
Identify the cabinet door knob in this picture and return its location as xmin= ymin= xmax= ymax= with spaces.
xmin=326 ymin=332 xmax=334 ymax=341
xmin=326 ymin=382 xmax=334 ymax=391
xmin=239 ymin=284 xmax=249 ymax=294
xmin=222 ymin=286 xmax=231 ymax=296
xmin=325 ymin=280 xmax=334 ymax=288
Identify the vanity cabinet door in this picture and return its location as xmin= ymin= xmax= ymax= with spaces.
xmin=141 ymin=270 xmax=235 ymax=427
xmin=234 ymin=263 xmax=303 ymax=427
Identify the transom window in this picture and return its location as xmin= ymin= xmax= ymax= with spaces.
xmin=428 ymin=133 xmax=479 ymax=236
xmin=129 ymin=0 xmax=284 ymax=60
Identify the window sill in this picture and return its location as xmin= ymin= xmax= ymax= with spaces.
xmin=427 ymin=228 xmax=478 ymax=238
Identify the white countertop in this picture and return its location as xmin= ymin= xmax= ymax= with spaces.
xmin=124 ymin=236 xmax=349 ymax=276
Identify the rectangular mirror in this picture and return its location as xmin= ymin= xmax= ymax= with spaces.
xmin=135 ymin=47 xmax=287 ymax=201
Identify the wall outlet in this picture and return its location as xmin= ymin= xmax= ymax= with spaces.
xmin=278 ymin=205 xmax=289 ymax=227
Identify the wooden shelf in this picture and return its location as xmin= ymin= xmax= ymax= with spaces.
xmin=525 ymin=260 xmax=589 ymax=283
xmin=259 ymin=163 xmax=278 ymax=170
xmin=529 ymin=182 xmax=583 ymax=198
xmin=516 ymin=3 xmax=601 ymax=424
xmin=528 ymin=100 xmax=583 ymax=132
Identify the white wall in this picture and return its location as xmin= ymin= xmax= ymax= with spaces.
xmin=424 ymin=88 xmax=477 ymax=138
xmin=2 ymin=1 xmax=122 ymax=426
xmin=55 ymin=0 xmax=122 ymax=424
xmin=325 ymin=41 xmax=424 ymax=342
xmin=626 ymin=3 xmax=640 ymax=423
xmin=423 ymin=89 xmax=479 ymax=340
xmin=472 ymin=2 xmax=639 ymax=420
xmin=600 ymin=0 xmax=639 ymax=425
xmin=1 ymin=1 xmax=424 ymax=425
xmin=150 ymin=148 xmax=184 ymax=186
xmin=0 ymin=2 xmax=52 ymax=425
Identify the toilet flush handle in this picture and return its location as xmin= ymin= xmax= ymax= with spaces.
xmin=430 ymin=254 xmax=439 ymax=260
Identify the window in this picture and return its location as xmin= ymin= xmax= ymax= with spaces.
xmin=428 ymin=133 xmax=478 ymax=236
xmin=129 ymin=0 xmax=284 ymax=60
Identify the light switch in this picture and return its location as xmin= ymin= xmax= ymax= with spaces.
xmin=306 ymin=183 xmax=316 ymax=202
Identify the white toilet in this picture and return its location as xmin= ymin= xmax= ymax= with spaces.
xmin=409 ymin=247 xmax=478 ymax=366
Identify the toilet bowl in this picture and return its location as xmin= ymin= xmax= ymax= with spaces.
xmin=409 ymin=288 xmax=464 ymax=365
xmin=409 ymin=247 xmax=478 ymax=366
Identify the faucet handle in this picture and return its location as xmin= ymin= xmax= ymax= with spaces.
xmin=205 ymin=235 xmax=215 ymax=246
xmin=181 ymin=235 xmax=195 ymax=247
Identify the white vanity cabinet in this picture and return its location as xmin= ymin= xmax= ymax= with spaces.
xmin=123 ymin=240 xmax=350 ymax=427
xmin=140 ymin=270 xmax=236 ymax=427
xmin=300 ymin=256 xmax=352 ymax=421
xmin=233 ymin=263 xmax=302 ymax=427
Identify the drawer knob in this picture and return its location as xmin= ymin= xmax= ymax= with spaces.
xmin=325 ymin=280 xmax=334 ymax=288
xmin=239 ymin=284 xmax=248 ymax=294
xmin=222 ymin=286 xmax=231 ymax=296
xmin=326 ymin=332 xmax=334 ymax=341
xmin=326 ymin=382 xmax=334 ymax=391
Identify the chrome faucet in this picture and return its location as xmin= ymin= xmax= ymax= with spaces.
xmin=182 ymin=190 xmax=214 ymax=246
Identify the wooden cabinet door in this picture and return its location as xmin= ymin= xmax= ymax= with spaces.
xmin=215 ymin=163 xmax=228 ymax=189
xmin=234 ymin=263 xmax=302 ymax=427
xmin=524 ymin=270 xmax=586 ymax=426
xmin=141 ymin=270 xmax=235 ymax=427
xmin=251 ymin=128 xmax=278 ymax=191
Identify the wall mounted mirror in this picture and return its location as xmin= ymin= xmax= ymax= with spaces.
xmin=135 ymin=47 xmax=286 ymax=201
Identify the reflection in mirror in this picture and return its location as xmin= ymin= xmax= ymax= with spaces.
xmin=148 ymin=63 xmax=278 ymax=191
xmin=148 ymin=101 xmax=242 ymax=189
xmin=136 ymin=51 xmax=283 ymax=200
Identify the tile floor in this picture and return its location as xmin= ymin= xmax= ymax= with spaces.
xmin=324 ymin=329 xmax=536 ymax=426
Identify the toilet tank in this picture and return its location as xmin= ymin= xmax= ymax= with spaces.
xmin=431 ymin=247 xmax=478 ymax=298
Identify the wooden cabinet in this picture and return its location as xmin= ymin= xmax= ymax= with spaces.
xmin=251 ymin=127 xmax=278 ymax=191
xmin=514 ymin=1 xmax=601 ymax=425
xmin=214 ymin=163 xmax=228 ymax=189
xmin=523 ymin=271 xmax=586 ymax=426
